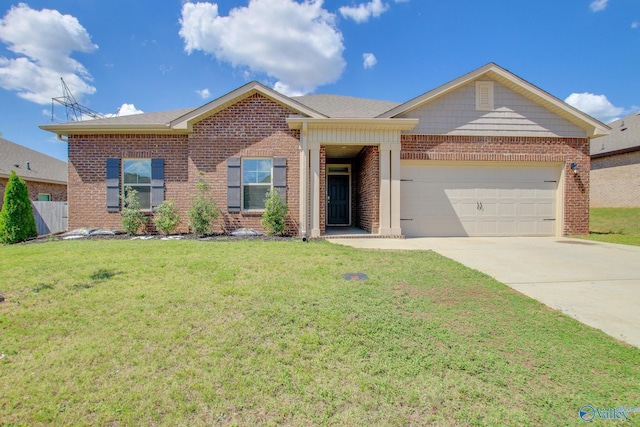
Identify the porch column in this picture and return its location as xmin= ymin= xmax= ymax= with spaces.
xmin=299 ymin=122 xmax=308 ymax=237
xmin=379 ymin=143 xmax=392 ymax=236
xmin=390 ymin=144 xmax=401 ymax=235
xmin=309 ymin=142 xmax=321 ymax=237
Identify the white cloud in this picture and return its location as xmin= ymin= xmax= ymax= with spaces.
xmin=632 ymin=21 xmax=639 ymax=29
xmin=196 ymin=88 xmax=211 ymax=99
xmin=363 ymin=52 xmax=377 ymax=69
xmin=0 ymin=3 xmax=97 ymax=105
xmin=117 ymin=103 xmax=144 ymax=116
xmin=179 ymin=0 xmax=345 ymax=96
xmin=565 ymin=92 xmax=627 ymax=123
xmin=339 ymin=0 xmax=389 ymax=23
xmin=589 ymin=0 xmax=608 ymax=12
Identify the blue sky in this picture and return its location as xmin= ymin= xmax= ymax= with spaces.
xmin=1 ymin=0 xmax=638 ymax=161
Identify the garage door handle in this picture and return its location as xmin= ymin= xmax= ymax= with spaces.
xmin=401 ymin=218 xmax=413 ymax=221
xmin=543 ymin=218 xmax=556 ymax=221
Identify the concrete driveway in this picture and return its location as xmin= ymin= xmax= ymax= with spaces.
xmin=329 ymin=237 xmax=640 ymax=348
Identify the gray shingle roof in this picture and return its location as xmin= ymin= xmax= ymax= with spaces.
xmin=0 ymin=138 xmax=67 ymax=184
xmin=591 ymin=112 xmax=640 ymax=157
xmin=292 ymin=94 xmax=400 ymax=118
xmin=52 ymin=108 xmax=196 ymax=127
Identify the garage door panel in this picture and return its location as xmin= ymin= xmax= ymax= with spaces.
xmin=401 ymin=162 xmax=561 ymax=237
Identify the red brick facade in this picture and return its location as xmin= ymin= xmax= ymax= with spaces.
xmin=189 ymin=93 xmax=300 ymax=233
xmin=354 ymin=146 xmax=380 ymax=233
xmin=67 ymin=94 xmax=301 ymax=234
xmin=401 ymin=135 xmax=591 ymax=235
xmin=65 ymin=96 xmax=591 ymax=237
xmin=0 ymin=178 xmax=67 ymax=210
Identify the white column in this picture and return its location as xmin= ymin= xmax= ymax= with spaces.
xmin=379 ymin=143 xmax=391 ymax=236
xmin=299 ymin=122 xmax=308 ymax=237
xmin=309 ymin=142 xmax=321 ymax=237
xmin=390 ymin=144 xmax=401 ymax=236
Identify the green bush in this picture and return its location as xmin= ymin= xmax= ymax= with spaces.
xmin=261 ymin=189 xmax=288 ymax=236
xmin=0 ymin=171 xmax=37 ymax=244
xmin=121 ymin=186 xmax=149 ymax=235
xmin=188 ymin=175 xmax=220 ymax=236
xmin=153 ymin=200 xmax=181 ymax=235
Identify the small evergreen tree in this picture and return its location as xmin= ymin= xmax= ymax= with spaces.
xmin=188 ymin=175 xmax=220 ymax=236
xmin=121 ymin=186 xmax=149 ymax=235
xmin=0 ymin=171 xmax=37 ymax=244
xmin=153 ymin=200 xmax=181 ymax=235
xmin=261 ymin=189 xmax=288 ymax=236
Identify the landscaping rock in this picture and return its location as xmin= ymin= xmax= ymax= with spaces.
xmin=231 ymin=228 xmax=263 ymax=236
xmin=0 ymin=294 xmax=4 ymax=303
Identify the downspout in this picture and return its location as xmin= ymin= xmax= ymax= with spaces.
xmin=57 ymin=134 xmax=68 ymax=143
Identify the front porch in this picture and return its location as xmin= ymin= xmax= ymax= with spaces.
xmin=287 ymin=116 xmax=418 ymax=239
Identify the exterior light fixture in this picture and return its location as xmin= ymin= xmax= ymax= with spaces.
xmin=571 ymin=162 xmax=579 ymax=175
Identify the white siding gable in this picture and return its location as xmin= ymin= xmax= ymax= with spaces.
xmin=399 ymin=79 xmax=586 ymax=138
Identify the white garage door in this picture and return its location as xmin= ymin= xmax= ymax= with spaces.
xmin=400 ymin=162 xmax=561 ymax=237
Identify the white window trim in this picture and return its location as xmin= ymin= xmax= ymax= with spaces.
xmin=241 ymin=157 xmax=273 ymax=212
xmin=122 ymin=158 xmax=152 ymax=211
xmin=475 ymin=81 xmax=494 ymax=111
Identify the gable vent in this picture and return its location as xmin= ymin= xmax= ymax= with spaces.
xmin=475 ymin=81 xmax=494 ymax=111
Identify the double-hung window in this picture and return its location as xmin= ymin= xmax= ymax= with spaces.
xmin=242 ymin=158 xmax=272 ymax=210
xmin=123 ymin=159 xmax=152 ymax=210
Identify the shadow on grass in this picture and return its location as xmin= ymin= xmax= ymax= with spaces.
xmin=90 ymin=268 xmax=117 ymax=282
xmin=72 ymin=269 xmax=119 ymax=290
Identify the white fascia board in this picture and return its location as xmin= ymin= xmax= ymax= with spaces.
xmin=287 ymin=117 xmax=419 ymax=131
xmin=171 ymin=81 xmax=326 ymax=130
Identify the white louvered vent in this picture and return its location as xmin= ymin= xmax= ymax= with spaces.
xmin=475 ymin=81 xmax=494 ymax=111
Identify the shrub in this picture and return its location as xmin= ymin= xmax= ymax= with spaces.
xmin=261 ymin=189 xmax=288 ymax=236
xmin=121 ymin=186 xmax=149 ymax=235
xmin=0 ymin=171 xmax=37 ymax=244
xmin=188 ymin=175 xmax=220 ymax=236
xmin=153 ymin=200 xmax=181 ymax=235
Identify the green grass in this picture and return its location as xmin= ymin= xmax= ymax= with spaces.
xmin=581 ymin=207 xmax=640 ymax=246
xmin=1 ymin=240 xmax=639 ymax=426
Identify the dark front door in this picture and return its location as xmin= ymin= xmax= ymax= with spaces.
xmin=327 ymin=175 xmax=350 ymax=225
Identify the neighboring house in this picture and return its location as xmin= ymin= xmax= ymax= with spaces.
xmin=0 ymin=137 xmax=67 ymax=209
xmin=40 ymin=63 xmax=609 ymax=237
xmin=590 ymin=112 xmax=640 ymax=207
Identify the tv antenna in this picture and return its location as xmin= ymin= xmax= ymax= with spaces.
xmin=51 ymin=78 xmax=114 ymax=122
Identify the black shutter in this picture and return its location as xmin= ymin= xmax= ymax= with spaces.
xmin=106 ymin=158 xmax=120 ymax=212
xmin=273 ymin=157 xmax=286 ymax=202
xmin=151 ymin=158 xmax=164 ymax=209
xmin=227 ymin=157 xmax=241 ymax=212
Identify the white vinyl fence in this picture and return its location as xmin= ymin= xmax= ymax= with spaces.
xmin=31 ymin=201 xmax=68 ymax=235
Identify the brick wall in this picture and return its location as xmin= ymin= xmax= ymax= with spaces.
xmin=0 ymin=178 xmax=66 ymax=210
xmin=189 ymin=93 xmax=301 ymax=234
xmin=67 ymin=94 xmax=302 ymax=235
xmin=355 ymin=146 xmax=380 ymax=233
xmin=401 ymin=135 xmax=591 ymax=235
xmin=68 ymin=134 xmax=190 ymax=232
xmin=591 ymin=151 xmax=640 ymax=207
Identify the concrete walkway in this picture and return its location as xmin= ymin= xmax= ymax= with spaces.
xmin=329 ymin=237 xmax=640 ymax=348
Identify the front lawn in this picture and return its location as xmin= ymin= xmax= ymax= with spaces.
xmin=1 ymin=240 xmax=639 ymax=426
xmin=581 ymin=207 xmax=640 ymax=246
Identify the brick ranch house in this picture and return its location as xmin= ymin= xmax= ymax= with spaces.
xmin=0 ymin=137 xmax=67 ymax=208
xmin=41 ymin=63 xmax=609 ymax=238
xmin=590 ymin=111 xmax=640 ymax=207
